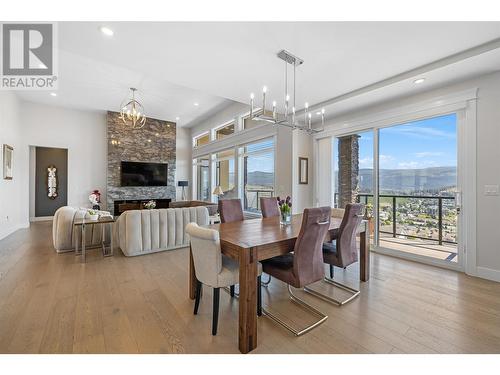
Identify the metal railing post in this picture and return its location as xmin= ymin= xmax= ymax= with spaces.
xmin=438 ymin=197 xmax=443 ymax=245
xmin=392 ymin=196 xmax=397 ymax=238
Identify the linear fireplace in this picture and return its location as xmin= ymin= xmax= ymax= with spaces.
xmin=113 ymin=198 xmax=172 ymax=216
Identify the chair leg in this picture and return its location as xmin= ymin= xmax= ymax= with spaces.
xmin=212 ymin=287 xmax=220 ymax=335
xmin=262 ymin=284 xmax=328 ymax=336
xmin=304 ymin=270 xmax=360 ymax=306
xmin=257 ymin=276 xmax=262 ymax=316
xmin=193 ymin=280 xmax=202 ymax=315
xmin=329 ymin=265 xmax=334 ymax=279
xmin=223 ymin=284 xmax=239 ymax=298
xmin=261 ymin=273 xmax=272 ymax=287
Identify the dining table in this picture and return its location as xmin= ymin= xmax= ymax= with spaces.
xmin=188 ymin=213 xmax=370 ymax=354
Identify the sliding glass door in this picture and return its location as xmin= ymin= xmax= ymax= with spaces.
xmin=332 ymin=112 xmax=462 ymax=268
xmin=376 ymin=114 xmax=459 ymax=264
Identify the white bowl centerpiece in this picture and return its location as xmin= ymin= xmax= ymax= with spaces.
xmin=86 ymin=209 xmax=99 ymax=221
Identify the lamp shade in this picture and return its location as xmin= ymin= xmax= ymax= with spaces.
xmin=212 ymin=186 xmax=224 ymax=196
xmin=177 ymin=180 xmax=189 ymax=187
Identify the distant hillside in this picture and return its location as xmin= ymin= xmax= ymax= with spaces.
xmin=246 ymin=171 xmax=274 ymax=186
xmin=357 ymin=166 xmax=456 ymax=193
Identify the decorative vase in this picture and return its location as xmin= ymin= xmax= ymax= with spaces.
xmin=280 ymin=212 xmax=291 ymax=226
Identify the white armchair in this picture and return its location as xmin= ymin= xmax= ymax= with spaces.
xmin=52 ymin=206 xmax=109 ymax=252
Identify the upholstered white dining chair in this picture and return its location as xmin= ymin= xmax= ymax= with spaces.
xmin=186 ymin=222 xmax=263 ymax=335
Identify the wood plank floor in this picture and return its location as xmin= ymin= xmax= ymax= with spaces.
xmin=1 ymin=222 xmax=500 ymax=354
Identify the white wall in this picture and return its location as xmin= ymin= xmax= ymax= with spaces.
xmin=20 ymin=102 xmax=107 ymax=222
xmin=321 ymin=71 xmax=500 ymax=281
xmin=0 ymin=92 xmax=26 ymax=239
xmin=275 ymin=126 xmax=293 ymax=200
xmin=292 ymin=130 xmax=313 ymax=212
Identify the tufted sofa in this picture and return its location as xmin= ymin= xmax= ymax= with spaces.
xmin=52 ymin=206 xmax=110 ymax=253
xmin=115 ymin=206 xmax=209 ymax=257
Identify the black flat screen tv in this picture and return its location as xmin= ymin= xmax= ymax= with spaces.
xmin=120 ymin=161 xmax=168 ymax=186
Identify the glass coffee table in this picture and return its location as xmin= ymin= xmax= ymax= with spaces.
xmin=73 ymin=216 xmax=115 ymax=263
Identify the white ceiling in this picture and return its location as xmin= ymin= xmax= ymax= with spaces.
xmin=16 ymin=22 xmax=500 ymax=127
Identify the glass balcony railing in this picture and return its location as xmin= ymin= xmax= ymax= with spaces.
xmin=335 ymin=193 xmax=457 ymax=245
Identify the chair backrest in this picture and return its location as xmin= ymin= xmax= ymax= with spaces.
xmin=260 ymin=197 xmax=280 ymax=218
xmin=293 ymin=207 xmax=331 ymax=287
xmin=337 ymin=203 xmax=364 ymax=267
xmin=218 ymin=198 xmax=244 ymax=223
xmin=186 ymin=222 xmax=222 ymax=287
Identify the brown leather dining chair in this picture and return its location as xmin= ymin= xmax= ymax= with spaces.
xmin=260 ymin=207 xmax=331 ymax=336
xmin=218 ymin=198 xmax=244 ymax=223
xmin=260 ymin=197 xmax=280 ymax=218
xmin=304 ymin=203 xmax=364 ymax=306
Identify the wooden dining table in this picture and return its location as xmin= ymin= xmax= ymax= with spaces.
xmin=188 ymin=213 xmax=370 ymax=354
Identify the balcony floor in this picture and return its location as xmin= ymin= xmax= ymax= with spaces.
xmin=378 ymin=234 xmax=458 ymax=263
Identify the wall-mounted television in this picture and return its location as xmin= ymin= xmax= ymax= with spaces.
xmin=120 ymin=161 xmax=168 ymax=186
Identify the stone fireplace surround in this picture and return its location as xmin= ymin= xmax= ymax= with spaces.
xmin=106 ymin=111 xmax=177 ymax=216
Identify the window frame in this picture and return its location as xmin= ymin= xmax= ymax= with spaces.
xmin=239 ymin=137 xmax=276 ymax=214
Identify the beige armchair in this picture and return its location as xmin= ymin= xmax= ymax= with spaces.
xmin=186 ymin=222 xmax=263 ymax=335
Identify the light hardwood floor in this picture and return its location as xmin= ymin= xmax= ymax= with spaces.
xmin=1 ymin=222 xmax=500 ymax=354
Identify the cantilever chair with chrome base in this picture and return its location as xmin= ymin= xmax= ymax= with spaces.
xmin=260 ymin=207 xmax=331 ymax=336
xmin=304 ymin=203 xmax=364 ymax=306
xmin=186 ymin=223 xmax=263 ymax=335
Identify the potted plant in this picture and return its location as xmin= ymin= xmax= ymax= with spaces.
xmin=86 ymin=209 xmax=99 ymax=221
xmin=277 ymin=196 xmax=292 ymax=225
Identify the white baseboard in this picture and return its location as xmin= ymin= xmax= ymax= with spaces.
xmin=30 ymin=216 xmax=53 ymax=222
xmin=476 ymin=266 xmax=500 ymax=283
xmin=0 ymin=223 xmax=28 ymax=241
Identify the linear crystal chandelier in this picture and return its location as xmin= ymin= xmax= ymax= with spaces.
xmin=120 ymin=87 xmax=147 ymax=129
xmin=249 ymin=50 xmax=325 ymax=135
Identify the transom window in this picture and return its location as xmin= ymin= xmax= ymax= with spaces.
xmin=215 ymin=122 xmax=235 ymax=140
xmin=193 ymin=133 xmax=210 ymax=148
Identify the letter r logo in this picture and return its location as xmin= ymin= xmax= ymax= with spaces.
xmin=2 ymin=24 xmax=53 ymax=76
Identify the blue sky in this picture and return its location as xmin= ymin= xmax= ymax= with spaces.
xmin=358 ymin=113 xmax=457 ymax=170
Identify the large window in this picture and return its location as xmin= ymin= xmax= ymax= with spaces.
xmin=242 ymin=138 xmax=275 ymax=213
xmin=215 ymin=149 xmax=236 ymax=199
xmin=195 ymin=156 xmax=210 ymax=201
xmin=215 ymin=122 xmax=235 ymax=140
xmin=194 ymin=132 xmax=210 ymax=148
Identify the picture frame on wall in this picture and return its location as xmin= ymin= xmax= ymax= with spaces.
xmin=3 ymin=144 xmax=13 ymax=180
xmin=298 ymin=157 xmax=308 ymax=185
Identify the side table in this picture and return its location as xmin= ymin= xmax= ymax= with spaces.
xmin=73 ymin=216 xmax=115 ymax=263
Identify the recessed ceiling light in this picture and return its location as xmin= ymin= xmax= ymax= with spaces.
xmin=50 ymin=92 xmax=57 ymax=97
xmin=99 ymin=26 xmax=114 ymax=36
xmin=175 ymin=116 xmax=180 ymax=121
xmin=414 ymin=78 xmax=425 ymax=84
xmin=194 ymin=102 xmax=199 ymax=106
xmin=316 ymin=111 xmax=321 ymax=115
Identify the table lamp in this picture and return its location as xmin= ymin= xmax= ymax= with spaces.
xmin=212 ymin=186 xmax=224 ymax=201
xmin=178 ymin=180 xmax=189 ymax=200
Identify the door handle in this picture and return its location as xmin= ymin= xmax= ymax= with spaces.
xmin=455 ymin=191 xmax=462 ymax=215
